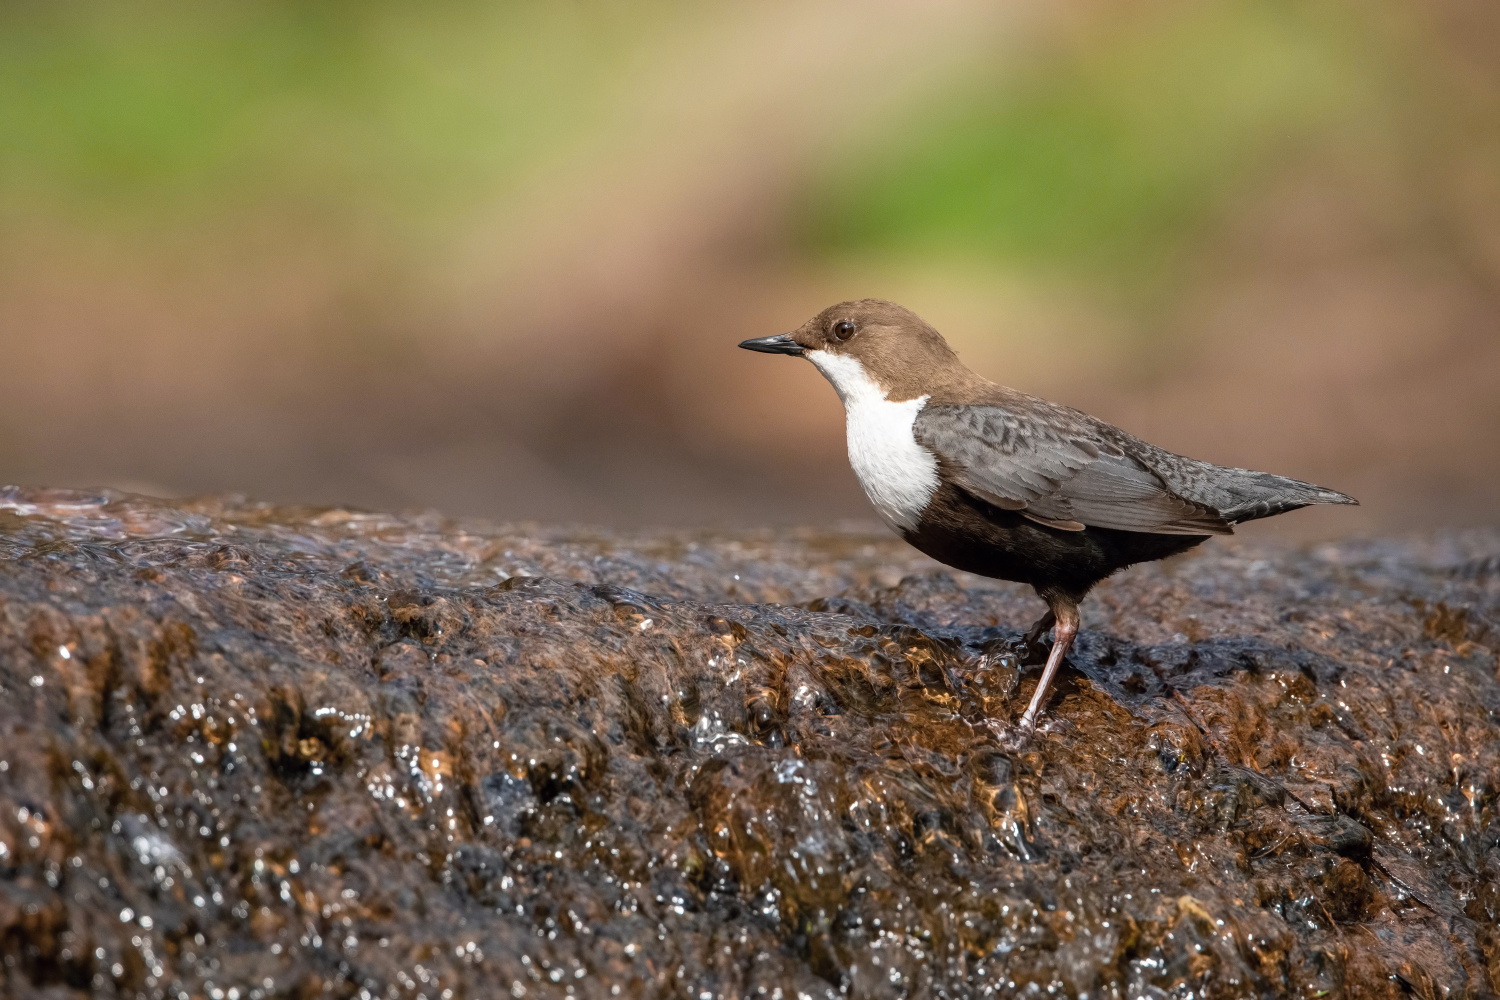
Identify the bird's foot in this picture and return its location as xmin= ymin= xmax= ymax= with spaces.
xmin=990 ymin=717 xmax=1036 ymax=752
xmin=1012 ymin=635 xmax=1051 ymax=666
xmin=974 ymin=648 xmax=1022 ymax=673
xmin=1015 ymin=610 xmax=1057 ymax=666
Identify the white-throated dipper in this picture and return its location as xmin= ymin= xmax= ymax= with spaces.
xmin=740 ymin=299 xmax=1357 ymax=731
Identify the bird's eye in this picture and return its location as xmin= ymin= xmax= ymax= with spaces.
xmin=832 ymin=320 xmax=857 ymax=341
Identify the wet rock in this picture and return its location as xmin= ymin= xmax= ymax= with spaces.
xmin=0 ymin=487 xmax=1497 ymax=998
xmin=1302 ymin=814 xmax=1373 ymax=858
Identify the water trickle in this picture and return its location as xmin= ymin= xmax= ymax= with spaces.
xmin=0 ymin=487 xmax=1495 ymax=997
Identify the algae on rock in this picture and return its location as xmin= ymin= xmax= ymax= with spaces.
xmin=0 ymin=488 xmax=1497 ymax=998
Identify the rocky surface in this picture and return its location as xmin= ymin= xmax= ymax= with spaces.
xmin=0 ymin=487 xmax=1497 ymax=999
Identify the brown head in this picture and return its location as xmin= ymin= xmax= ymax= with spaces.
xmin=739 ymin=299 xmax=985 ymax=402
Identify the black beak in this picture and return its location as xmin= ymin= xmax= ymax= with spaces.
xmin=738 ymin=333 xmax=804 ymax=356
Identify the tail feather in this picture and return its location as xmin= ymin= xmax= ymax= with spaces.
xmin=1113 ymin=432 xmax=1359 ymax=528
xmin=1212 ymin=470 xmax=1358 ymax=525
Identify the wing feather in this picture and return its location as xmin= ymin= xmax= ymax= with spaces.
xmin=913 ymin=403 xmax=1232 ymax=536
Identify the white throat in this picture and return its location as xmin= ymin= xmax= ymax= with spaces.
xmin=806 ymin=350 xmax=939 ymax=533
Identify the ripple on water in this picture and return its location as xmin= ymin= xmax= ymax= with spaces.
xmin=0 ymin=488 xmax=1495 ymax=997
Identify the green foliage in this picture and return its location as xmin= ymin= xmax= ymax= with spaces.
xmin=800 ymin=3 xmax=1372 ymax=281
xmin=0 ymin=0 xmax=663 ymax=231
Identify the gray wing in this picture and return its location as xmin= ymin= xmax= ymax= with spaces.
xmin=912 ymin=404 xmax=1233 ymax=535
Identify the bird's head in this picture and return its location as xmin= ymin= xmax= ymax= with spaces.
xmin=739 ymin=299 xmax=971 ymax=402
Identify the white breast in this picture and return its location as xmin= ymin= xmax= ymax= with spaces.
xmin=806 ymin=350 xmax=939 ymax=533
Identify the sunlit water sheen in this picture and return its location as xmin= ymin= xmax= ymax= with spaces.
xmin=0 ymin=487 xmax=1496 ymax=998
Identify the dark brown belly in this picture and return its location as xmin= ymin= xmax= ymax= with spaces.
xmin=902 ymin=482 xmax=1211 ymax=600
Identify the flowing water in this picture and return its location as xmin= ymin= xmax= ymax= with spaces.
xmin=0 ymin=488 xmax=1496 ymax=998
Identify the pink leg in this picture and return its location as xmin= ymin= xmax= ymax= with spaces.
xmin=1022 ymin=608 xmax=1055 ymax=647
xmin=1018 ymin=598 xmax=1080 ymax=731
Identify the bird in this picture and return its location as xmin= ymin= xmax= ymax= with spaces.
xmin=739 ymin=299 xmax=1357 ymax=732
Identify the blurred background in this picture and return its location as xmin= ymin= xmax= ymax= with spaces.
xmin=2 ymin=0 xmax=1497 ymax=538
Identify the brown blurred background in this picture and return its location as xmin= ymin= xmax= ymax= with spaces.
xmin=1 ymin=0 xmax=1497 ymax=538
